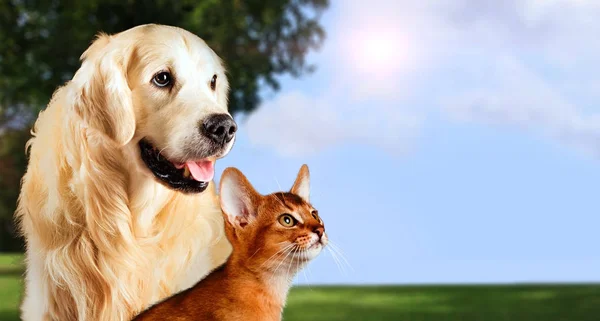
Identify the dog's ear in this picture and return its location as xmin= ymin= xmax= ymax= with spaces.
xmin=69 ymin=33 xmax=135 ymax=146
xmin=290 ymin=164 xmax=310 ymax=202
xmin=219 ymin=167 xmax=261 ymax=229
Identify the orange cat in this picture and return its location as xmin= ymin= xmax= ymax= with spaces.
xmin=133 ymin=164 xmax=327 ymax=321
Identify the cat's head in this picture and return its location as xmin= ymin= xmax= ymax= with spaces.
xmin=219 ymin=164 xmax=327 ymax=274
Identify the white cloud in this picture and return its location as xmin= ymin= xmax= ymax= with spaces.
xmin=245 ymin=0 xmax=600 ymax=157
xmin=432 ymin=1 xmax=600 ymax=156
xmin=442 ymin=55 xmax=600 ymax=156
xmin=443 ymin=56 xmax=576 ymax=128
xmin=244 ymin=91 xmax=421 ymax=157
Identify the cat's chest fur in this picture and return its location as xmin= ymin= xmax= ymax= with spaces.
xmin=211 ymin=272 xmax=287 ymax=321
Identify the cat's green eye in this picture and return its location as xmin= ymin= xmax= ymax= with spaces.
xmin=278 ymin=214 xmax=297 ymax=227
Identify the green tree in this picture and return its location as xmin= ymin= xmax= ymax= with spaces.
xmin=0 ymin=0 xmax=329 ymax=251
xmin=0 ymin=128 xmax=29 ymax=251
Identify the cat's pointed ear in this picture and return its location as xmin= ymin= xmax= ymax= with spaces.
xmin=219 ymin=167 xmax=260 ymax=228
xmin=290 ymin=164 xmax=310 ymax=202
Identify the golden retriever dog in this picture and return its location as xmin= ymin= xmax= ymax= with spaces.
xmin=16 ymin=24 xmax=236 ymax=321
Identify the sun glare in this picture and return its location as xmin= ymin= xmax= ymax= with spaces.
xmin=348 ymin=28 xmax=405 ymax=77
xmin=364 ymin=36 xmax=395 ymax=65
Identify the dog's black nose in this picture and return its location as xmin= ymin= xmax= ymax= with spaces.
xmin=202 ymin=114 xmax=237 ymax=144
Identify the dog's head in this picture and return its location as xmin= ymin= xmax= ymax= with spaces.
xmin=68 ymin=24 xmax=235 ymax=193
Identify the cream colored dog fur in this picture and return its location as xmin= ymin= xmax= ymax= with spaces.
xmin=16 ymin=24 xmax=234 ymax=321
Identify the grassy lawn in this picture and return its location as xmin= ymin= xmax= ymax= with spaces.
xmin=1 ymin=253 xmax=599 ymax=320
xmin=284 ymin=284 xmax=600 ymax=321
xmin=0 ymin=253 xmax=23 ymax=270
xmin=0 ymin=253 xmax=23 ymax=321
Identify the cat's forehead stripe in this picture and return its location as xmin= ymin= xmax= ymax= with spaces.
xmin=275 ymin=192 xmax=305 ymax=208
xmin=290 ymin=212 xmax=304 ymax=224
xmin=273 ymin=192 xmax=309 ymax=223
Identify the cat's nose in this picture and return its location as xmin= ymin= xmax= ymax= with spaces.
xmin=313 ymin=227 xmax=324 ymax=238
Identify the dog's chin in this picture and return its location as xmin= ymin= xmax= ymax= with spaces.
xmin=138 ymin=139 xmax=226 ymax=194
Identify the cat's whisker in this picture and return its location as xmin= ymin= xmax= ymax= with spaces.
xmin=302 ymin=267 xmax=313 ymax=292
xmin=294 ymin=248 xmax=306 ymax=285
xmin=272 ymin=245 xmax=296 ymax=276
xmin=327 ymin=244 xmax=350 ymax=276
xmin=270 ymin=193 xmax=287 ymax=210
xmin=305 ymin=258 xmax=315 ymax=283
xmin=327 ymin=247 xmax=345 ymax=275
xmin=327 ymin=241 xmax=347 ymax=256
xmin=274 ymin=176 xmax=283 ymax=191
xmin=301 ymin=266 xmax=308 ymax=283
xmin=262 ymin=244 xmax=295 ymax=269
xmin=271 ymin=177 xmax=290 ymax=208
xmin=267 ymin=248 xmax=294 ymax=297
xmin=327 ymin=241 xmax=354 ymax=273
xmin=329 ymin=247 xmax=349 ymax=276
xmin=285 ymin=246 xmax=299 ymax=279
xmin=260 ymin=243 xmax=295 ymax=269
xmin=272 ymin=177 xmax=289 ymax=205
xmin=272 ymin=182 xmax=289 ymax=206
xmin=266 ymin=248 xmax=292 ymax=277
xmin=284 ymin=248 xmax=296 ymax=286
xmin=248 ymin=247 xmax=262 ymax=260
xmin=277 ymin=244 xmax=297 ymax=267
xmin=299 ymin=249 xmax=314 ymax=292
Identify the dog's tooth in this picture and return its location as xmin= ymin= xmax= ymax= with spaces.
xmin=183 ymin=166 xmax=191 ymax=178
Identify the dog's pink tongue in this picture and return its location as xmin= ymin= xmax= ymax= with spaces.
xmin=185 ymin=160 xmax=214 ymax=182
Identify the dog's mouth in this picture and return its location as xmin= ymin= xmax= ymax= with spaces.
xmin=139 ymin=139 xmax=215 ymax=194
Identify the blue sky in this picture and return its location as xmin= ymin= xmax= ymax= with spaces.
xmin=216 ymin=1 xmax=600 ymax=284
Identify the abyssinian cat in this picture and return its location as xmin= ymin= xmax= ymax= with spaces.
xmin=133 ymin=164 xmax=327 ymax=321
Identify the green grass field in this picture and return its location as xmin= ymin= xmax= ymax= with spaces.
xmin=1 ymin=253 xmax=599 ymax=320
xmin=0 ymin=253 xmax=23 ymax=321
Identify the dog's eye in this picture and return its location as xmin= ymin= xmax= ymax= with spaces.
xmin=210 ymin=74 xmax=217 ymax=91
xmin=153 ymin=72 xmax=172 ymax=87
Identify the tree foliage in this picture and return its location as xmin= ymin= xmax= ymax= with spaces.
xmin=0 ymin=0 xmax=329 ymax=251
